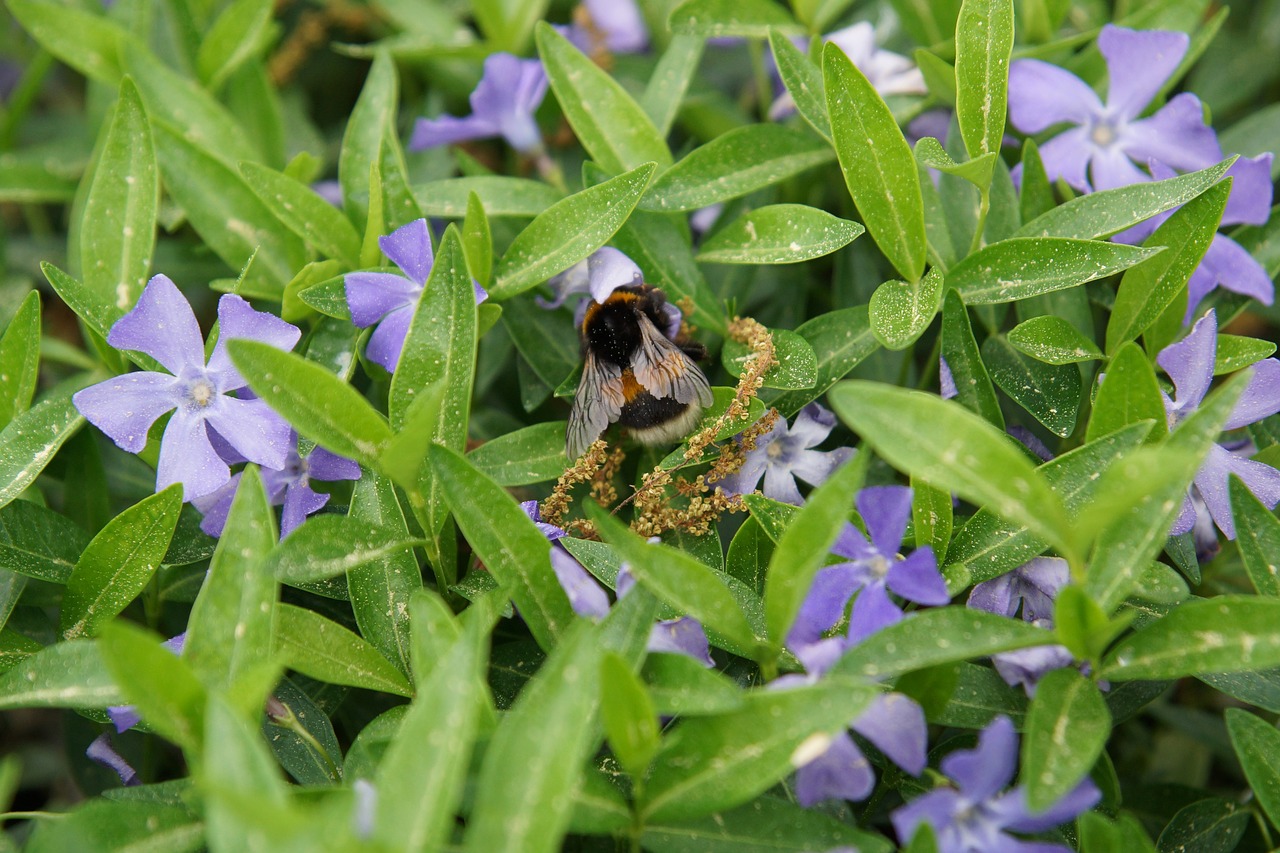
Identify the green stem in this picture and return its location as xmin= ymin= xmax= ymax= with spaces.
xmin=966 ymin=186 xmax=991 ymax=257
xmin=534 ymin=150 xmax=567 ymax=194
xmin=748 ymin=38 xmax=772 ymax=122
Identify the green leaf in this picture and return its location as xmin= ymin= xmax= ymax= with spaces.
xmin=375 ymin=612 xmax=486 ymax=851
xmin=1008 ymin=315 xmax=1103 ymax=364
xmin=870 ymin=267 xmax=945 ymax=351
xmin=229 ymin=339 xmax=393 ymax=469
xmin=833 ymin=607 xmax=1054 ymax=679
xmin=913 ymin=137 xmax=998 ymax=189
xmin=769 ymin=30 xmax=830 ymax=140
xmin=0 ymin=500 xmax=90 ymax=584
xmin=471 ymin=0 xmax=548 ymax=52
xmin=1102 ymin=596 xmax=1280 ymax=681
xmin=1225 ymin=708 xmax=1280 ymax=830
xmin=1106 ymin=179 xmax=1228 ymax=353
xmin=0 ymin=291 xmax=42 ymax=429
xmin=641 ymin=125 xmax=834 ymax=213
xmin=1086 ymin=343 xmax=1166 ymax=443
xmin=1019 ymin=139 xmax=1056 ymax=224
xmin=0 ymin=391 xmax=85 ymax=511
xmin=587 ymin=504 xmax=761 ymax=658
xmin=948 ymin=237 xmax=1160 ymax=304
xmin=195 ymin=0 xmax=272 ymax=90
xmin=463 ymin=622 xmax=601 ymax=853
xmin=770 ymin=306 xmax=879 ymax=416
xmin=940 ymin=289 xmax=1003 ymax=428
xmin=536 ymin=23 xmax=671 ymax=175
xmin=467 ymin=422 xmax=568 ymax=485
xmin=1021 ymin=669 xmax=1111 ymax=812
xmin=720 ymin=328 xmax=818 ymax=391
xmin=80 ymin=77 xmax=157 ymax=313
xmin=60 ymin=485 xmax=182 ymax=640
xmin=347 ymin=474 xmax=419 ymax=677
xmin=0 ymin=640 xmax=121 ymax=710
xmin=613 ymin=209 xmax=728 ymax=335
xmin=414 ymin=176 xmax=563 ymax=218
xmin=667 ymin=0 xmax=801 ymax=37
xmin=763 ymin=454 xmax=863 ymax=649
xmin=825 ymin=42 xmax=926 ymax=282
xmin=241 ymin=161 xmax=362 ymax=267
xmin=1216 ymin=335 xmax=1276 ymax=375
xmin=264 ymin=677 xmax=342 ymax=785
xmin=1016 ymin=157 xmax=1235 ymax=240
xmin=954 ymin=0 xmax=1013 ymax=160
xmin=981 ymin=335 xmax=1081 ymax=437
xmin=642 ymin=653 xmax=745 ymax=716
xmin=268 ymin=515 xmax=418 ymax=585
xmin=98 ymin=621 xmax=206 ymax=753
xmin=830 ymin=380 xmax=1070 ymax=556
xmin=463 ymin=191 xmax=493 ymax=287
xmin=641 ymin=34 xmax=704 ymax=137
xmin=491 ymin=163 xmax=655 ymax=299
xmin=912 ymin=477 xmax=954 ymax=555
xmin=23 ymin=799 xmax=201 ymax=853
xmin=1230 ymin=476 xmax=1280 ymax=597
xmin=429 ymin=445 xmax=574 ymax=651
xmin=151 ymin=121 xmax=305 ymax=291
xmin=340 ymin=50 xmax=396 ymax=229
xmin=697 ymin=204 xmax=862 ymax=264
xmin=183 ymin=467 xmax=277 ymax=694
xmin=643 ymin=795 xmax=891 ymax=853
xmin=273 ymin=603 xmax=412 ymax=696
xmin=1154 ymin=798 xmax=1248 ymax=853
xmin=944 ymin=423 xmax=1153 ymax=586
xmin=640 ymin=678 xmax=875 ymax=822
xmin=1086 ymin=375 xmax=1245 ymax=612
xmin=600 ymin=652 xmax=660 ymax=778
xmin=7 ymin=0 xmax=129 ymax=83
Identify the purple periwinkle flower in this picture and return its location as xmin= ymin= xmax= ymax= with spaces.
xmin=788 ymin=486 xmax=950 ymax=652
xmin=539 ymin=246 xmax=675 ymax=330
xmin=791 ymin=692 xmax=928 ymax=806
xmin=1158 ymin=310 xmax=1280 ymax=539
xmin=968 ymin=558 xmax=1075 ymax=694
xmin=72 ymin=276 xmax=299 ymax=501
xmin=105 ymin=633 xmax=187 ymax=733
xmin=192 ymin=432 xmax=362 ymax=538
xmin=1116 ymin=155 xmax=1275 ymax=319
xmin=892 ymin=716 xmax=1100 ymax=853
xmin=1008 ymin=26 xmax=1221 ymax=192
xmin=409 ymin=53 xmax=548 ymax=154
xmin=714 ymin=403 xmax=855 ymax=505
xmin=86 ymin=734 xmax=139 ymax=786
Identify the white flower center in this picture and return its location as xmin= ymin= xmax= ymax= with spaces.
xmin=184 ymin=377 xmax=217 ymax=411
xmin=1090 ymin=119 xmax=1118 ymax=147
xmin=868 ymin=554 xmax=892 ymax=580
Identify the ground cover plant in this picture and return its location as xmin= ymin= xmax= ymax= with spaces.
xmin=2 ymin=0 xmax=1280 ymax=850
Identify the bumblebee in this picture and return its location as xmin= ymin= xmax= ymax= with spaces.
xmin=566 ymin=285 xmax=714 ymax=459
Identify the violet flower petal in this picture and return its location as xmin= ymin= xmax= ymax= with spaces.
xmin=467 ymin=53 xmax=548 ymax=153
xmin=857 ymin=485 xmax=912 ymax=559
xmin=848 ymin=583 xmax=904 ymax=644
xmin=1222 ymin=154 xmax=1275 ymax=225
xmin=891 ymin=788 xmax=965 ymax=848
xmin=788 ymin=402 xmax=839 ymax=448
xmin=193 ymin=472 xmax=240 ymax=537
xmin=106 ymin=275 xmax=204 ymax=376
xmin=1035 ymin=126 xmax=1094 ymax=191
xmin=763 ymin=464 xmax=805 ymax=505
xmin=1123 ymin=94 xmax=1224 ymax=173
xmin=1007 ymin=59 xmax=1102 ymax=133
xmin=379 ymin=219 xmax=434 ymax=284
xmin=648 ymin=617 xmax=714 ymax=666
xmin=73 ymin=373 xmax=180 ymax=453
xmin=106 ymin=706 xmax=141 ymax=733
xmin=204 ymin=396 xmax=293 ymax=471
xmin=851 ymin=693 xmax=927 ymax=775
xmin=1194 ymin=443 xmax=1280 ymax=539
xmin=307 ymin=447 xmax=362 ymax=482
xmin=86 ymin=734 xmax=140 ymax=786
xmin=1098 ymin=26 xmax=1187 ymax=117
xmin=795 ymin=730 xmax=875 ymax=806
xmin=550 ymin=548 xmax=611 ymax=619
xmin=157 ymin=413 xmax=228 ymax=499
xmin=345 ymin=272 xmax=422 ymax=329
xmin=1158 ymin=310 xmax=1216 ymax=412
xmin=831 ymin=522 xmax=876 ymax=562
xmin=887 ymin=548 xmax=948 ymax=605
xmin=281 ymin=481 xmax=330 ymax=537
xmin=942 ymin=714 xmax=1018 ymax=799
xmin=1225 ymin=358 xmax=1280 ymax=430
xmin=968 ymin=572 xmax=1016 ymax=617
xmin=583 ymin=0 xmax=648 ymax=53
xmin=206 ymin=294 xmax=302 ymax=388
xmin=1191 ymin=235 xmax=1276 ymax=316
xmin=364 ymin=305 xmax=415 ymax=373
xmin=1002 ymin=777 xmax=1102 ymax=833
xmin=586 ymin=246 xmax=645 ymax=302
xmin=1090 ymin=143 xmax=1151 ymax=192
xmin=410 ymin=113 xmax=499 ymax=150
xmin=790 ymin=447 xmax=855 ymax=488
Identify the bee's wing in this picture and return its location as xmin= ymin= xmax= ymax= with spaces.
xmin=566 ymin=351 xmax=626 ymax=459
xmin=632 ymin=315 xmax=714 ymax=407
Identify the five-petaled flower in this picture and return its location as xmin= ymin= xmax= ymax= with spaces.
xmin=192 ymin=431 xmax=362 ymax=538
xmin=345 ymin=219 xmax=486 ymax=374
xmin=1007 ymin=25 xmax=1221 ymax=192
xmin=968 ymin=557 xmax=1075 ymax=693
xmin=1158 ymin=310 xmax=1280 ymax=539
xmin=714 ymin=403 xmax=855 ymax=505
xmin=73 ymin=275 xmax=299 ymax=501
xmin=409 ymin=53 xmax=548 ymax=154
xmin=892 ymin=715 xmax=1100 ymax=853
